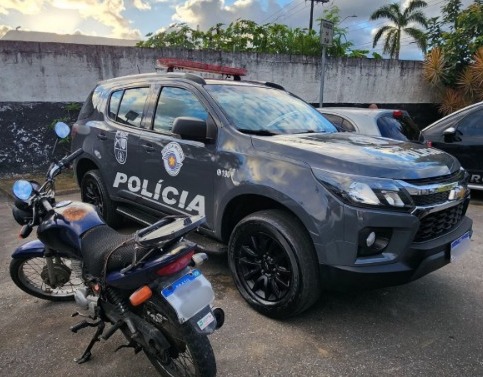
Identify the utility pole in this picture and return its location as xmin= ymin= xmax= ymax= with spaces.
xmin=309 ymin=0 xmax=330 ymax=31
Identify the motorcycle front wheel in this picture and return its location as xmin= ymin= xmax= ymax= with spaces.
xmin=142 ymin=296 xmax=216 ymax=377
xmin=9 ymin=256 xmax=84 ymax=301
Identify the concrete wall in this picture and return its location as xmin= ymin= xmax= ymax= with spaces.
xmin=0 ymin=40 xmax=436 ymax=104
xmin=0 ymin=41 xmax=439 ymax=176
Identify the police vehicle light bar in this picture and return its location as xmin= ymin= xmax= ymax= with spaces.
xmin=156 ymin=58 xmax=247 ymax=80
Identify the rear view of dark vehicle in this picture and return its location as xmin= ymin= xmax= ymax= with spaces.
xmin=421 ymin=101 xmax=483 ymax=191
xmin=377 ymin=110 xmax=420 ymax=141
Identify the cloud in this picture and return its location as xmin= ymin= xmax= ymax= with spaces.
xmin=0 ymin=0 xmax=142 ymax=39
xmin=133 ymin=0 xmax=151 ymax=10
xmin=173 ymin=0 xmax=282 ymax=29
xmin=0 ymin=0 xmax=43 ymax=15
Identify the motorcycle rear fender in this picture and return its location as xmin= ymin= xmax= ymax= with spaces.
xmin=187 ymin=305 xmax=218 ymax=335
xmin=11 ymin=239 xmax=71 ymax=259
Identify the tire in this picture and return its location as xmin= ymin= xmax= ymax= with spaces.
xmin=9 ymin=256 xmax=84 ymax=301
xmin=228 ymin=209 xmax=321 ymax=319
xmin=81 ymin=169 xmax=122 ymax=228
xmin=142 ymin=296 xmax=216 ymax=377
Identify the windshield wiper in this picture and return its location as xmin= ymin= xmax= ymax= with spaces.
xmin=237 ymin=129 xmax=279 ymax=136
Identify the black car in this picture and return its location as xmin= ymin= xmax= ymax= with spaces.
xmin=421 ymin=101 xmax=483 ymax=191
xmin=71 ymin=68 xmax=472 ymax=318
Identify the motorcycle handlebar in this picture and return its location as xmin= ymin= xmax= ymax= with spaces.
xmin=40 ymin=197 xmax=53 ymax=212
xmin=59 ymin=148 xmax=83 ymax=168
xmin=48 ymin=148 xmax=83 ymax=179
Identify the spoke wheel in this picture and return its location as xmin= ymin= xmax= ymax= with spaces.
xmin=142 ymin=297 xmax=216 ymax=377
xmin=10 ymin=256 xmax=84 ymax=301
xmin=228 ymin=209 xmax=321 ymax=318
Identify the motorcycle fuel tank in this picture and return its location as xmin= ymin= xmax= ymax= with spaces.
xmin=37 ymin=202 xmax=105 ymax=258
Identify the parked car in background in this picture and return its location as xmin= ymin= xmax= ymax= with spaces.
xmin=421 ymin=101 xmax=483 ymax=191
xmin=317 ymin=107 xmax=421 ymax=142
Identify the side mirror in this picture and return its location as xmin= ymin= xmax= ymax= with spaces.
xmin=55 ymin=122 xmax=71 ymax=139
xmin=443 ymin=127 xmax=456 ymax=136
xmin=172 ymin=117 xmax=208 ymax=141
xmin=443 ymin=126 xmax=458 ymax=143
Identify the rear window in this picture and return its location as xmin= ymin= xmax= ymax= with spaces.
xmin=377 ymin=115 xmax=419 ymax=141
xmin=77 ymin=85 xmax=107 ymax=121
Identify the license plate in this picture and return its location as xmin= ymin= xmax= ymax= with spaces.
xmin=450 ymin=231 xmax=471 ymax=261
xmin=161 ymin=269 xmax=215 ymax=323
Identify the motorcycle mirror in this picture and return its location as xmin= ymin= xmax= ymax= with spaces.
xmin=55 ymin=122 xmax=71 ymax=139
xmin=12 ymin=180 xmax=33 ymax=201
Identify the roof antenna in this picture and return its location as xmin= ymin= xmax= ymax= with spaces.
xmin=137 ymin=64 xmax=140 ymax=74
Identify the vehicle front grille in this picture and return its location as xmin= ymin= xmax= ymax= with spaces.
xmin=411 ymin=191 xmax=450 ymax=206
xmin=414 ymin=202 xmax=466 ymax=242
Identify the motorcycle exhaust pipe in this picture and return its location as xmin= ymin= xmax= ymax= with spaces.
xmin=213 ymin=307 xmax=225 ymax=329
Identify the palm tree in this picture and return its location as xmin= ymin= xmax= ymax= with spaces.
xmin=370 ymin=0 xmax=428 ymax=60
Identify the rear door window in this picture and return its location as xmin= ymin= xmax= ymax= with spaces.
xmin=108 ymin=87 xmax=150 ymax=128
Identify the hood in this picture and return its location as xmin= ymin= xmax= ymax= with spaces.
xmin=251 ymin=133 xmax=460 ymax=180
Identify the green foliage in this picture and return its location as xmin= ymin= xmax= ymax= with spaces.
xmin=426 ymin=1 xmax=483 ymax=87
xmin=423 ymin=2 xmax=483 ymax=113
xmin=370 ymin=0 xmax=428 ymax=59
xmin=138 ymin=15 xmax=375 ymax=59
xmin=48 ymin=103 xmax=81 ymax=144
xmin=138 ymin=20 xmax=323 ymax=56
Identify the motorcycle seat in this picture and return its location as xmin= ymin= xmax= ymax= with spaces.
xmin=81 ymin=225 xmax=149 ymax=278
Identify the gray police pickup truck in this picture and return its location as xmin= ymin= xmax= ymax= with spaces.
xmin=72 ymin=70 xmax=473 ymax=318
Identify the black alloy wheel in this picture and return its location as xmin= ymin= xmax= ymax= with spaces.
xmin=83 ymin=176 xmax=104 ymax=214
xmin=228 ymin=209 xmax=321 ymax=318
xmin=235 ymin=229 xmax=293 ymax=303
xmin=80 ymin=169 xmax=122 ymax=228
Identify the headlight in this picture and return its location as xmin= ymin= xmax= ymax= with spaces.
xmin=312 ymin=168 xmax=414 ymax=210
xmin=12 ymin=180 xmax=33 ymax=201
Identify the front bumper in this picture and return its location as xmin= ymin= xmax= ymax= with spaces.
xmin=319 ymin=215 xmax=473 ymax=290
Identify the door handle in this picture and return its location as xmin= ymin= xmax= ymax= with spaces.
xmin=97 ymin=132 xmax=107 ymax=141
xmin=142 ymin=143 xmax=155 ymax=153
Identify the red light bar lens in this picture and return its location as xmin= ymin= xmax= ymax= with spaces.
xmin=393 ymin=110 xmax=403 ymax=119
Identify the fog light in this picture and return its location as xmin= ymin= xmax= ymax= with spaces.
xmin=358 ymin=228 xmax=392 ymax=257
xmin=366 ymin=232 xmax=376 ymax=247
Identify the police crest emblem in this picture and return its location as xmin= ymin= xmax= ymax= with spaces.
xmin=162 ymin=142 xmax=185 ymax=176
xmin=114 ymin=131 xmax=128 ymax=164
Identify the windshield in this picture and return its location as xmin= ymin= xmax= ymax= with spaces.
xmin=205 ymin=84 xmax=337 ymax=135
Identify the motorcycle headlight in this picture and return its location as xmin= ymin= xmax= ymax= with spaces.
xmin=312 ymin=168 xmax=414 ymax=211
xmin=12 ymin=180 xmax=33 ymax=201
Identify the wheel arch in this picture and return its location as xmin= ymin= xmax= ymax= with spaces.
xmin=74 ymin=157 xmax=99 ymax=186
xmin=219 ymin=191 xmax=318 ymax=246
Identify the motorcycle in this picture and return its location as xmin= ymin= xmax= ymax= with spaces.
xmin=9 ymin=122 xmax=224 ymax=376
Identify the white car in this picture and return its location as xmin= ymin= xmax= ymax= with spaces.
xmin=317 ymin=107 xmax=420 ymax=141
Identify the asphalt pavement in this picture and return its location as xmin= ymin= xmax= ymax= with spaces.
xmin=1 ymin=191 xmax=482 ymax=377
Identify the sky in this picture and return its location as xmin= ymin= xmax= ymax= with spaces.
xmin=0 ymin=0 xmax=474 ymax=60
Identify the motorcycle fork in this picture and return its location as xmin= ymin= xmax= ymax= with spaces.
xmin=44 ymin=248 xmax=58 ymax=286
